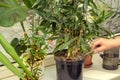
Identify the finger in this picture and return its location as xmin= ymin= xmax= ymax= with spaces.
xmin=92 ymin=40 xmax=101 ymax=52
xmin=93 ymin=46 xmax=105 ymax=53
xmin=92 ymin=38 xmax=100 ymax=46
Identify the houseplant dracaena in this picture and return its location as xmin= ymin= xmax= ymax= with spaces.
xmin=0 ymin=0 xmax=48 ymax=80
xmin=38 ymin=0 xmax=114 ymax=80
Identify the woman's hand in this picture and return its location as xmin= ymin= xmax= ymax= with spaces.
xmin=92 ymin=38 xmax=119 ymax=53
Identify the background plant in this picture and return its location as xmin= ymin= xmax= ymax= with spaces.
xmin=102 ymin=0 xmax=120 ymax=35
xmin=0 ymin=0 xmax=48 ymax=80
xmin=12 ymin=14 xmax=48 ymax=79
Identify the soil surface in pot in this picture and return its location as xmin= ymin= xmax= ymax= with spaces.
xmin=54 ymin=49 xmax=85 ymax=61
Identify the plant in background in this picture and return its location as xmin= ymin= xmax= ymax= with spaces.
xmin=12 ymin=14 xmax=48 ymax=80
xmin=0 ymin=0 xmax=48 ymax=80
xmin=0 ymin=0 xmax=35 ymax=80
xmin=103 ymin=0 xmax=120 ymax=34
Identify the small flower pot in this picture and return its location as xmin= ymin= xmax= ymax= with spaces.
xmin=84 ymin=55 xmax=93 ymax=68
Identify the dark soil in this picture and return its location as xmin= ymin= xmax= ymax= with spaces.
xmin=54 ymin=49 xmax=85 ymax=61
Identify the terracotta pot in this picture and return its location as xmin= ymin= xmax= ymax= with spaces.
xmin=84 ymin=55 xmax=93 ymax=68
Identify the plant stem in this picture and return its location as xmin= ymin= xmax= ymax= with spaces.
xmin=20 ymin=21 xmax=29 ymax=39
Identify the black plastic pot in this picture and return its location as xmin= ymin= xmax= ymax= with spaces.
xmin=54 ymin=57 xmax=84 ymax=80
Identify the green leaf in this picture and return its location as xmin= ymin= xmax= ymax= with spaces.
xmin=81 ymin=44 xmax=86 ymax=52
xmin=4 ymin=0 xmax=19 ymax=6
xmin=105 ymin=11 xmax=114 ymax=20
xmin=48 ymin=16 xmax=58 ymax=23
xmin=57 ymin=37 xmax=77 ymax=51
xmin=10 ymin=38 xmax=19 ymax=47
xmin=0 ymin=0 xmax=27 ymax=27
xmin=0 ymin=6 xmax=27 ymax=27
xmin=0 ymin=51 xmax=25 ymax=80
xmin=0 ymin=3 xmax=11 ymax=8
xmin=83 ymin=0 xmax=88 ymax=12
xmin=34 ymin=10 xmax=47 ymax=19
xmin=99 ymin=25 xmax=113 ymax=36
xmin=32 ymin=0 xmax=42 ymax=8
xmin=95 ymin=11 xmax=105 ymax=24
xmin=23 ymin=0 xmax=32 ymax=9
xmin=85 ymin=34 xmax=97 ymax=39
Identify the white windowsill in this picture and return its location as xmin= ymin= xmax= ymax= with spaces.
xmin=1 ymin=54 xmax=120 ymax=80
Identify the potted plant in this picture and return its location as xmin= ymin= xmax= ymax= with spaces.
xmin=0 ymin=0 xmax=114 ymax=80
xmin=0 ymin=0 xmax=48 ymax=80
xmin=37 ymin=0 xmax=114 ymax=80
